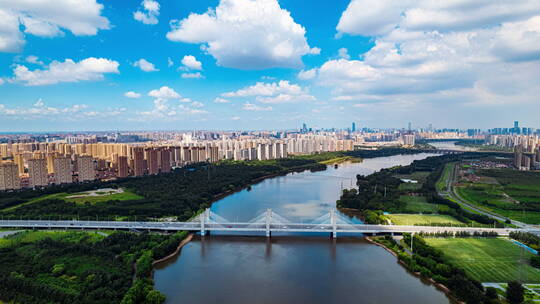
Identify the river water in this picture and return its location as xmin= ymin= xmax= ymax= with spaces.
xmin=154 ymin=153 xmax=451 ymax=304
xmin=429 ymin=141 xmax=478 ymax=152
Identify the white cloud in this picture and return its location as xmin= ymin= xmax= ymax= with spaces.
xmin=191 ymin=101 xmax=204 ymax=108
xmin=297 ymin=69 xmax=317 ymax=80
xmin=181 ymin=72 xmax=203 ymax=79
xmin=133 ymin=58 xmax=158 ymax=72
xmin=166 ymin=0 xmax=316 ymax=69
xmin=214 ymin=97 xmax=230 ymax=103
xmin=338 ymin=47 xmax=350 ymax=59
xmin=11 ymin=57 xmax=119 ymax=86
xmin=302 ymin=0 xmax=540 ymax=110
xmin=148 ymin=86 xmax=180 ymax=100
xmin=25 ymin=55 xmax=43 ymax=65
xmin=0 ymin=99 xmax=101 ymax=118
xmin=242 ymin=102 xmax=272 ymax=111
xmin=133 ymin=0 xmax=160 ymax=25
xmin=0 ymin=78 xmax=4 ymax=85
xmin=181 ymin=55 xmax=202 ymax=70
xmin=337 ymin=0 xmax=540 ymax=37
xmin=167 ymin=57 xmax=174 ymax=67
xmin=0 ymin=0 xmax=110 ymax=52
xmin=222 ymin=80 xmax=315 ymax=104
xmin=124 ymin=91 xmax=141 ymax=98
xmin=231 ymin=116 xmax=240 ymax=120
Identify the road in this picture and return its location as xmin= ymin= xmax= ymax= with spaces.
xmin=439 ymin=162 xmax=530 ymax=229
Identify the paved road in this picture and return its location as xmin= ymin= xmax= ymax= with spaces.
xmin=440 ymin=162 xmax=530 ymax=229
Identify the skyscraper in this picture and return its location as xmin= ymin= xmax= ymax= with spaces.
xmin=132 ymin=147 xmax=145 ymax=176
xmin=351 ymin=122 xmax=356 ymax=132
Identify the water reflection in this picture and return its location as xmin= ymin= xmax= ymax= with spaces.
xmin=154 ymin=153 xmax=450 ymax=304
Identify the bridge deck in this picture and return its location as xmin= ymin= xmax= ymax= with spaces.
xmin=0 ymin=220 xmax=521 ymax=236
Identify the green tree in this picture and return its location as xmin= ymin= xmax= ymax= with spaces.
xmin=145 ymin=290 xmax=166 ymax=304
xmin=506 ymin=281 xmax=524 ymax=304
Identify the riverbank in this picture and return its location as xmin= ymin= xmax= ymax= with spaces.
xmin=153 ymin=233 xmax=193 ymax=267
xmin=366 ymin=236 xmax=463 ymax=304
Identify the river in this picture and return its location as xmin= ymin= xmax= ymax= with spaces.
xmin=154 ymin=153 xmax=451 ymax=304
xmin=429 ymin=141 xmax=478 ymax=152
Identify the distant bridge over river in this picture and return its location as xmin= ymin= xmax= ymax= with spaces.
xmin=0 ymin=209 xmax=530 ymax=238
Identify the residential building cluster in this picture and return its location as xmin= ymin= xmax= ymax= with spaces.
xmin=0 ymin=134 xmax=356 ymax=191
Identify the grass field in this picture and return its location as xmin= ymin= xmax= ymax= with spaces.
xmin=399 ymin=195 xmax=439 ymax=213
xmin=436 ymin=162 xmax=455 ymax=192
xmin=395 ymin=171 xmax=430 ymax=191
xmin=63 ymin=189 xmax=143 ymax=204
xmin=426 ymin=238 xmax=540 ymax=283
xmin=2 ymin=188 xmax=143 ymax=212
xmin=386 ymin=214 xmax=464 ymax=226
xmin=457 ymin=185 xmax=540 ymax=224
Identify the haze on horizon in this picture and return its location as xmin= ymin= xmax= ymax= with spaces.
xmin=0 ymin=0 xmax=539 ymax=132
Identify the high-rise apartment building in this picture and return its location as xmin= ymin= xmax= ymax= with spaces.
xmin=117 ymin=155 xmax=129 ymax=178
xmin=132 ymin=147 xmax=145 ymax=176
xmin=28 ymin=158 xmax=48 ymax=187
xmin=77 ymin=155 xmax=96 ymax=182
xmin=0 ymin=162 xmax=21 ymax=191
xmin=145 ymin=148 xmax=159 ymax=175
xmin=53 ymin=156 xmax=72 ymax=184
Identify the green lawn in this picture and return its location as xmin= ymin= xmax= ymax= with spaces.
xmin=395 ymin=171 xmax=430 ymax=191
xmin=436 ymin=162 xmax=455 ymax=192
xmin=63 ymin=189 xmax=143 ymax=204
xmin=2 ymin=188 xmax=143 ymax=212
xmin=399 ymin=195 xmax=439 ymax=213
xmin=426 ymin=238 xmax=540 ymax=283
xmin=386 ymin=214 xmax=464 ymax=226
xmin=457 ymin=186 xmax=540 ymax=224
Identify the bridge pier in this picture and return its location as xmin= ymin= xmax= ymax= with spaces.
xmin=330 ymin=208 xmax=337 ymax=239
xmin=265 ymin=209 xmax=272 ymax=238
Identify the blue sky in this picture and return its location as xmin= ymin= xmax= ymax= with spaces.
xmin=0 ymin=0 xmax=540 ymax=132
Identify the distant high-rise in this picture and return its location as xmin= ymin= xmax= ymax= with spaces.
xmin=145 ymin=148 xmax=159 ymax=175
xmin=77 ymin=155 xmax=96 ymax=182
xmin=351 ymin=122 xmax=356 ymax=132
xmin=408 ymin=122 xmax=412 ymax=131
xmin=117 ymin=155 xmax=129 ymax=178
xmin=0 ymin=162 xmax=21 ymax=191
xmin=28 ymin=158 xmax=48 ymax=187
xmin=53 ymin=156 xmax=72 ymax=184
xmin=302 ymin=123 xmax=308 ymax=133
xmin=132 ymin=147 xmax=145 ymax=176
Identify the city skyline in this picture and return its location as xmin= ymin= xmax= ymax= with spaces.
xmin=1 ymin=0 xmax=540 ymax=131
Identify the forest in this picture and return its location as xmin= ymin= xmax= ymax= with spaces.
xmin=0 ymin=230 xmax=188 ymax=304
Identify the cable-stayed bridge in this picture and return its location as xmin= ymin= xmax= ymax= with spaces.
xmin=0 ymin=208 xmax=528 ymax=238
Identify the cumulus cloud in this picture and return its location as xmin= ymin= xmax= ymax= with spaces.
xmin=166 ymin=0 xmax=317 ymax=69
xmin=11 ymin=57 xmax=119 ymax=86
xmin=133 ymin=58 xmax=158 ymax=72
xmin=305 ymin=0 xmax=540 ymax=109
xmin=139 ymin=86 xmax=209 ymax=118
xmin=148 ymin=86 xmax=180 ymax=100
xmin=124 ymin=91 xmax=141 ymax=98
xmin=0 ymin=0 xmax=110 ymax=52
xmin=25 ymin=55 xmax=43 ymax=65
xmin=242 ymin=102 xmax=272 ymax=111
xmin=222 ymin=80 xmax=315 ymax=104
xmin=133 ymin=0 xmax=160 ymax=25
xmin=297 ymin=69 xmax=317 ymax=80
xmin=181 ymin=55 xmax=202 ymax=70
